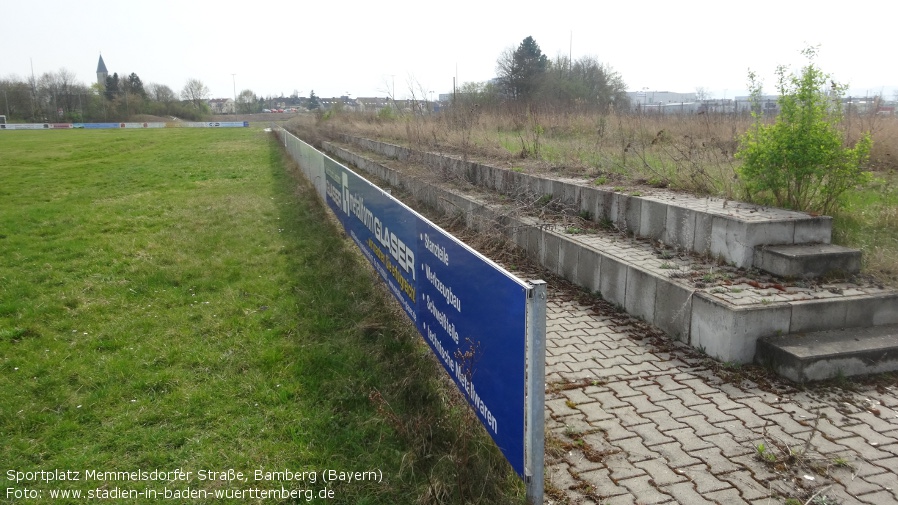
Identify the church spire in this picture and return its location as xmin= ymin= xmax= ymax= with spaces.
xmin=97 ymin=54 xmax=108 ymax=87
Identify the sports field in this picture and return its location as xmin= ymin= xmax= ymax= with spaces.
xmin=0 ymin=128 xmax=520 ymax=503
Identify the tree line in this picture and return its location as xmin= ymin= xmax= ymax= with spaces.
xmin=453 ymin=36 xmax=629 ymax=113
xmin=0 ymin=69 xmax=284 ymax=123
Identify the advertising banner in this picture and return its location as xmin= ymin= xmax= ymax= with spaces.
xmin=77 ymin=123 xmax=121 ymax=129
xmin=182 ymin=121 xmax=249 ymax=128
xmin=0 ymin=123 xmax=60 ymax=130
xmin=2 ymin=122 xmax=248 ymax=130
xmin=322 ymin=156 xmax=531 ymax=476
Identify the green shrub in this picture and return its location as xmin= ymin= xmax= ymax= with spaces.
xmin=377 ymin=105 xmax=397 ymax=121
xmin=736 ymin=47 xmax=872 ymax=215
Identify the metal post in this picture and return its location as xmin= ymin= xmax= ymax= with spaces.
xmin=525 ymin=280 xmax=546 ymax=505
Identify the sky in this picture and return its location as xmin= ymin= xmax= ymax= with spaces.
xmin=3 ymin=0 xmax=896 ymax=102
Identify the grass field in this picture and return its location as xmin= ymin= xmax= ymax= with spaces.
xmin=0 ymin=128 xmax=521 ymax=503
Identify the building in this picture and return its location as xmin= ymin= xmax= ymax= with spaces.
xmin=627 ymin=90 xmax=697 ymax=106
xmin=97 ymin=54 xmax=108 ymax=88
xmin=208 ymin=98 xmax=235 ymax=114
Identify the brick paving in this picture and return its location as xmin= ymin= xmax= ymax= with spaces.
xmin=543 ymin=292 xmax=898 ymax=505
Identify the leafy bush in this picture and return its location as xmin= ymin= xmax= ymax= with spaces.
xmin=376 ymin=105 xmax=397 ymax=121
xmin=736 ymin=47 xmax=872 ymax=214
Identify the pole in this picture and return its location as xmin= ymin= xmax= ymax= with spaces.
xmin=525 ymin=280 xmax=547 ymax=505
xmin=232 ymin=74 xmax=237 ymax=114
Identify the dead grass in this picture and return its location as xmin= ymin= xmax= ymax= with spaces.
xmin=290 ymin=109 xmax=898 ymax=285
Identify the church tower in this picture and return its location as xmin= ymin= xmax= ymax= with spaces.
xmin=97 ymin=54 xmax=108 ymax=88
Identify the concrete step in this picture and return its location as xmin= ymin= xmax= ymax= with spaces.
xmin=336 ymin=134 xmax=834 ymax=271
xmin=319 ymin=139 xmax=898 ymax=371
xmin=754 ymin=243 xmax=862 ymax=279
xmin=756 ymin=325 xmax=898 ymax=382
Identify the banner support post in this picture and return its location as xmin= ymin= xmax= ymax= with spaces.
xmin=525 ymin=280 xmax=546 ymax=505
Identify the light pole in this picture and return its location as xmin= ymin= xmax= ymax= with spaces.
xmin=232 ymin=74 xmax=237 ymax=115
xmin=391 ymin=75 xmax=396 ymax=112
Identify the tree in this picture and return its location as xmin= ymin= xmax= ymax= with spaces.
xmin=237 ymin=89 xmax=257 ymax=114
xmin=104 ymin=73 xmax=120 ymax=101
xmin=125 ymin=73 xmax=146 ymax=99
xmin=181 ymin=78 xmax=210 ymax=110
xmin=695 ymin=86 xmax=711 ymax=101
xmin=735 ymin=47 xmax=872 ymax=214
xmin=496 ymin=36 xmax=549 ymax=101
xmin=147 ymin=83 xmax=177 ymax=104
xmin=0 ymin=77 xmax=34 ymax=121
xmin=307 ymin=90 xmax=320 ymax=110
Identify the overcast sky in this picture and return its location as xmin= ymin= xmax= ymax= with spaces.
xmin=3 ymin=0 xmax=896 ymax=102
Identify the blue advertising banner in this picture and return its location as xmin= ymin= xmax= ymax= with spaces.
xmin=322 ymin=156 xmax=531 ymax=477
xmin=183 ymin=121 xmax=249 ymax=128
xmin=2 ymin=122 xmax=249 ymax=130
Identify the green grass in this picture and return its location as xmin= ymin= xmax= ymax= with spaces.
xmin=833 ymin=169 xmax=898 ymax=284
xmin=0 ymin=128 xmax=522 ymax=503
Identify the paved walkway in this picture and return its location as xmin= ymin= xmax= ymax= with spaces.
xmin=542 ymin=286 xmax=898 ymax=505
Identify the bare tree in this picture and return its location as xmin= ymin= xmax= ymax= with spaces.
xmin=236 ymin=89 xmax=256 ymax=114
xmin=147 ymin=83 xmax=177 ymax=104
xmin=695 ymin=86 xmax=711 ymax=101
xmin=180 ymin=78 xmax=210 ymax=110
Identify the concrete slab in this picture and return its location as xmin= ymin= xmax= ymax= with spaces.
xmin=663 ymin=206 xmax=696 ymax=251
xmin=577 ymin=247 xmax=602 ymax=294
xmin=691 ymin=293 xmax=791 ymax=363
xmin=654 ymin=280 xmax=694 ymax=342
xmin=579 ymin=187 xmax=599 ymax=222
xmin=560 ymin=180 xmax=581 ymax=208
xmin=639 ymin=198 xmax=668 ymax=241
xmin=789 ymin=297 xmax=852 ymax=333
xmin=599 ymin=255 xmax=629 ymax=308
xmin=558 ymin=232 xmax=580 ymax=281
xmin=608 ymin=193 xmax=641 ymax=235
xmin=625 ymin=267 xmax=659 ymax=323
xmin=793 ymin=216 xmax=832 ymax=244
xmin=756 ymin=325 xmax=898 ymax=382
xmin=692 ymin=211 xmax=714 ymax=256
xmin=754 ymin=244 xmax=862 ymax=278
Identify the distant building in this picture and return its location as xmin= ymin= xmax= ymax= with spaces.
xmin=734 ymin=95 xmax=780 ymax=115
xmin=627 ymin=91 xmax=697 ymax=106
xmin=354 ymin=97 xmax=390 ymax=111
xmin=208 ymin=98 xmax=235 ymax=114
xmin=97 ymin=54 xmax=108 ymax=88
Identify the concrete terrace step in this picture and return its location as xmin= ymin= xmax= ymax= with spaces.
xmin=754 ymin=243 xmax=862 ymax=279
xmin=320 ymin=140 xmax=898 ymax=377
xmin=756 ymin=325 xmax=898 ymax=382
xmin=337 ymin=134 xmax=839 ymax=272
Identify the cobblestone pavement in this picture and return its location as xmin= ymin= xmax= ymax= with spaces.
xmin=542 ymin=289 xmax=898 ymax=505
